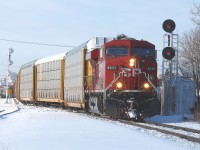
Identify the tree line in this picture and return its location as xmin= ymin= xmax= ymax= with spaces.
xmin=180 ymin=2 xmax=200 ymax=99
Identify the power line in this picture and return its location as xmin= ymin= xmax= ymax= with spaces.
xmin=0 ymin=75 xmax=16 ymax=77
xmin=0 ymin=38 xmax=75 ymax=48
xmin=0 ymin=64 xmax=20 ymax=68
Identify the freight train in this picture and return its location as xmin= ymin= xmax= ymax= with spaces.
xmin=15 ymin=37 xmax=159 ymax=121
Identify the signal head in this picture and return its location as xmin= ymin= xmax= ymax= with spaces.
xmin=162 ymin=47 xmax=175 ymax=60
xmin=162 ymin=19 xmax=176 ymax=33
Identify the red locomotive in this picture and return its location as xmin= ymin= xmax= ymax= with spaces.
xmin=15 ymin=36 xmax=158 ymax=121
xmin=85 ymin=36 xmax=157 ymax=120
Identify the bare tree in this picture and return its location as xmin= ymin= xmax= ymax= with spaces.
xmin=190 ymin=2 xmax=200 ymax=26
xmin=179 ymin=27 xmax=200 ymax=98
xmin=180 ymin=2 xmax=200 ymax=120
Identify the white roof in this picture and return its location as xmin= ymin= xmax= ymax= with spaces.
xmin=35 ymin=52 xmax=66 ymax=65
xmin=86 ymin=37 xmax=114 ymax=52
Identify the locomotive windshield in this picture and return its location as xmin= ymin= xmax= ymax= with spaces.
xmin=132 ymin=48 xmax=154 ymax=56
xmin=106 ymin=47 xmax=128 ymax=56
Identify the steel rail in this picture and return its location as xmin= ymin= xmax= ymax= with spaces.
xmin=144 ymin=121 xmax=200 ymax=134
xmin=118 ymin=119 xmax=200 ymax=144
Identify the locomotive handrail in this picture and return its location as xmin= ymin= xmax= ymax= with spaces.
xmin=141 ymin=72 xmax=159 ymax=93
xmin=104 ymin=72 xmax=124 ymax=92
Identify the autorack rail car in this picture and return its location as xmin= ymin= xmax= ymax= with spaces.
xmin=63 ymin=42 xmax=87 ymax=108
xmin=35 ymin=53 xmax=66 ymax=104
xmin=15 ymin=37 xmax=159 ymax=121
xmin=17 ymin=60 xmax=37 ymax=102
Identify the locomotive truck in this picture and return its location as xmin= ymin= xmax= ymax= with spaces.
xmin=15 ymin=37 xmax=159 ymax=121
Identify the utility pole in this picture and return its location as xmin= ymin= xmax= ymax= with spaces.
xmin=6 ymin=48 xmax=14 ymax=103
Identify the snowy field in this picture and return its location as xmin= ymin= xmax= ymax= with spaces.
xmin=0 ymin=98 xmax=200 ymax=150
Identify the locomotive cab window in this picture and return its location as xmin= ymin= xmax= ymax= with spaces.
xmin=106 ymin=47 xmax=128 ymax=56
xmin=132 ymin=48 xmax=154 ymax=57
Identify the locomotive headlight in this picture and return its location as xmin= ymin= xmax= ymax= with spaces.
xmin=129 ymin=59 xmax=135 ymax=67
xmin=116 ymin=82 xmax=123 ymax=88
xmin=144 ymin=83 xmax=150 ymax=89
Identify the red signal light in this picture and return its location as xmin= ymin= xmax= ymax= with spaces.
xmin=162 ymin=47 xmax=175 ymax=60
xmin=162 ymin=19 xmax=176 ymax=60
xmin=166 ymin=51 xmax=171 ymax=55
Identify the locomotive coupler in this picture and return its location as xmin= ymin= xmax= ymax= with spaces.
xmin=126 ymin=99 xmax=143 ymax=121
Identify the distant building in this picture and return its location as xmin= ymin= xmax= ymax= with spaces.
xmin=0 ymin=70 xmax=16 ymax=87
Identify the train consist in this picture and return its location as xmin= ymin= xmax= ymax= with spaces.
xmin=15 ymin=37 xmax=159 ymax=121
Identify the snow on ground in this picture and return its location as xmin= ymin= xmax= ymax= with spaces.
xmin=0 ymin=98 xmax=200 ymax=150
xmin=166 ymin=121 xmax=200 ymax=130
xmin=0 ymin=99 xmax=19 ymax=117
xmin=145 ymin=115 xmax=200 ymax=130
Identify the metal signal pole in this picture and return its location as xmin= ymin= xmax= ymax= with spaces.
xmin=6 ymin=48 xmax=14 ymax=103
xmin=161 ymin=19 xmax=178 ymax=115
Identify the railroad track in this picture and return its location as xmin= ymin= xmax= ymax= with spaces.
xmin=145 ymin=121 xmax=200 ymax=134
xmin=0 ymin=99 xmax=20 ymax=117
xmin=0 ymin=110 xmax=5 ymax=113
xmin=117 ymin=119 xmax=200 ymax=144
xmin=77 ymin=111 xmax=200 ymax=144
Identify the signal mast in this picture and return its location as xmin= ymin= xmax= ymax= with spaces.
xmin=162 ymin=19 xmax=179 ymax=81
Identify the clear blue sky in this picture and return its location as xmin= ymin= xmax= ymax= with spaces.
xmin=0 ymin=0 xmax=197 ymax=76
